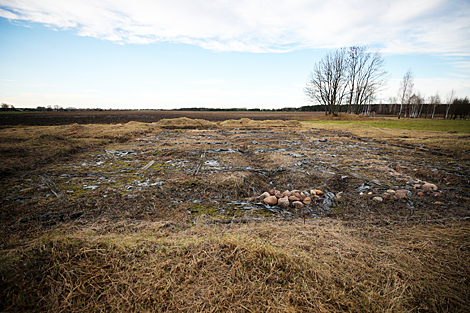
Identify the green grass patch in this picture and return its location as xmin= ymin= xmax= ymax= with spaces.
xmin=305 ymin=118 xmax=470 ymax=133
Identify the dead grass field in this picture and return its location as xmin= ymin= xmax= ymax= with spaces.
xmin=1 ymin=115 xmax=469 ymax=312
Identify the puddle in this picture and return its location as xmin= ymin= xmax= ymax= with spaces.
xmin=288 ymin=153 xmax=306 ymax=158
xmin=105 ymin=150 xmax=137 ymax=157
xmin=83 ymin=185 xmax=99 ymax=190
xmin=204 ymin=160 xmax=220 ymax=167
xmin=225 ymin=201 xmax=293 ymax=216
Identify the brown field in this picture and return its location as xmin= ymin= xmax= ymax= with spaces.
xmin=0 ymin=110 xmax=323 ymax=126
xmin=1 ymin=113 xmax=469 ymax=312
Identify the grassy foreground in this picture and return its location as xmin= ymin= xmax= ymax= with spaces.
xmin=2 ymin=220 xmax=469 ymax=312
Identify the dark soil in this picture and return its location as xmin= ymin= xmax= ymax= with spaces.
xmin=0 ymin=110 xmax=322 ymax=126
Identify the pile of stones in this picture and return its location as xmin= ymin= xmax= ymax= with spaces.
xmin=250 ymin=189 xmax=324 ymax=209
xmin=370 ymin=182 xmax=440 ymax=203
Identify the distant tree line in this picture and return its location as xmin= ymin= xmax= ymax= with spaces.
xmin=394 ymin=69 xmax=470 ymax=119
xmin=1 ymin=103 xmax=15 ymax=111
xmin=3 ymin=99 xmax=469 ymax=119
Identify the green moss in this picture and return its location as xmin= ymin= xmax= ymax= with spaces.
xmin=189 ymin=204 xmax=220 ymax=216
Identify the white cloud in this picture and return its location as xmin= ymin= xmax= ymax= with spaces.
xmin=0 ymin=0 xmax=469 ymax=55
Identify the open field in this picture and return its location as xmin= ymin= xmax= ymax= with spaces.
xmin=1 ymin=114 xmax=469 ymax=312
xmin=0 ymin=110 xmax=322 ymax=126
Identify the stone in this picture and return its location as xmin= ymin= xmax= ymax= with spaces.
xmin=386 ymin=190 xmax=396 ymax=194
xmin=299 ymin=193 xmax=306 ymax=200
xmin=314 ymin=189 xmax=323 ymax=196
xmin=434 ymin=201 xmax=445 ymax=205
xmin=294 ymin=192 xmax=302 ymax=199
xmin=292 ymin=201 xmax=304 ymax=209
xmin=274 ymin=190 xmax=282 ymax=198
xmin=259 ymin=192 xmax=270 ymax=200
xmin=310 ymin=189 xmax=317 ymax=196
xmin=269 ymin=189 xmax=276 ymax=196
xmin=368 ymin=192 xmax=373 ymax=195
xmin=422 ymin=183 xmax=438 ymax=191
xmin=396 ymin=189 xmax=409 ymax=198
xmin=303 ymin=197 xmax=312 ymax=205
xmin=432 ymin=192 xmax=441 ymax=197
xmin=282 ymin=190 xmax=292 ymax=197
xmin=289 ymin=195 xmax=300 ymax=202
xmin=413 ymin=184 xmax=421 ymax=190
xmin=417 ymin=192 xmax=425 ymax=196
xmin=264 ymin=196 xmax=278 ymax=205
xmin=373 ymin=196 xmax=383 ymax=202
xmin=315 ymin=197 xmax=324 ymax=203
xmin=278 ymin=197 xmax=289 ymax=208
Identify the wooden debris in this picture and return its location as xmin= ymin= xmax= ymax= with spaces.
xmin=193 ymin=152 xmax=206 ymax=175
xmin=136 ymin=160 xmax=155 ymax=175
xmin=40 ymin=175 xmax=63 ymax=198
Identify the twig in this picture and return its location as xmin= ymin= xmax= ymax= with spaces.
xmin=194 ymin=152 xmax=206 ymax=175
xmin=40 ymin=175 xmax=63 ymax=198
xmin=136 ymin=160 xmax=155 ymax=175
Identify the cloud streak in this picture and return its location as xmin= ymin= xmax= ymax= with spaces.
xmin=0 ymin=0 xmax=469 ymax=54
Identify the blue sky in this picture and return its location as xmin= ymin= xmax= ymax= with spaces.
xmin=0 ymin=0 xmax=469 ymax=110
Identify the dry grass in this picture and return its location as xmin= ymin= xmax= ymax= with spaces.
xmin=1 ymin=117 xmax=470 ymax=312
xmin=1 ymin=219 xmax=469 ymax=312
xmin=219 ymin=118 xmax=300 ymax=129
xmin=156 ymin=117 xmax=216 ymax=129
xmin=0 ymin=122 xmax=158 ymax=176
xmin=304 ymin=122 xmax=470 ymax=157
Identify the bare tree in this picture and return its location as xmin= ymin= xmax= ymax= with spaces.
xmin=304 ymin=48 xmax=349 ymax=116
xmin=305 ymin=46 xmax=387 ymax=116
xmin=429 ymin=92 xmax=440 ymax=119
xmin=445 ymin=90 xmax=455 ymax=119
xmin=346 ymin=46 xmax=388 ymax=114
xmin=397 ymin=69 xmax=414 ymax=119
xmin=409 ymin=92 xmax=424 ymax=118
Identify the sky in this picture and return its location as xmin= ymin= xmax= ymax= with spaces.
xmin=0 ymin=0 xmax=469 ymax=110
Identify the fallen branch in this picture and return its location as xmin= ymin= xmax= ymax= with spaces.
xmin=40 ymin=175 xmax=63 ymax=199
xmin=193 ymin=152 xmax=206 ymax=175
xmin=136 ymin=160 xmax=155 ymax=175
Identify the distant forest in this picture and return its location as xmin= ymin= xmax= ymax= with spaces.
xmin=1 ymin=101 xmax=469 ymax=119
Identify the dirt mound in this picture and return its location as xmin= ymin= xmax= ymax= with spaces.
xmin=219 ymin=118 xmax=300 ymax=128
xmin=156 ymin=117 xmax=217 ymax=129
xmin=155 ymin=117 xmax=301 ymax=130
